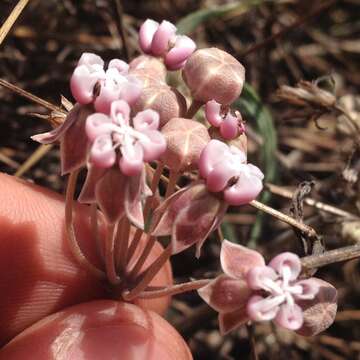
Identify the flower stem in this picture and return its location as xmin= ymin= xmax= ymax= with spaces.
xmin=90 ymin=203 xmax=104 ymax=262
xmin=128 ymin=235 xmax=156 ymax=279
xmin=165 ymin=169 xmax=179 ymax=199
xmin=301 ymin=243 xmax=360 ymax=270
xmin=122 ymin=244 xmax=172 ymax=301
xmin=250 ymin=199 xmax=318 ymax=239
xmin=134 ymin=279 xmax=211 ymax=299
xmin=186 ymin=99 xmax=203 ymax=119
xmin=127 ymin=163 xmax=164 ymax=264
xmin=65 ymin=170 xmax=105 ymax=279
xmin=115 ymin=217 xmax=130 ymax=273
xmin=105 ymin=223 xmax=121 ymax=285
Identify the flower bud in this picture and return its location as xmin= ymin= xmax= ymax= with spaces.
xmin=183 ymin=47 xmax=245 ymax=105
xmin=161 ymin=118 xmax=210 ymax=171
xmin=132 ymin=84 xmax=187 ymax=127
xmin=129 ymin=55 xmax=167 ymax=81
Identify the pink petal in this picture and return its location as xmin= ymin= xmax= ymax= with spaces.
xmin=164 ymin=35 xmax=196 ymax=70
xmin=110 ymin=100 xmax=130 ymax=126
xmin=60 ymin=105 xmax=92 ymax=175
xmin=119 ymin=142 xmax=144 ymax=176
xmin=246 ymin=295 xmax=281 ymax=322
xmin=151 ymin=20 xmax=177 ymax=56
xmin=78 ymin=165 xmax=107 ymax=203
xmin=198 ymin=275 xmax=252 ymax=313
xmin=220 ymin=240 xmax=265 ymax=279
xmin=85 ymin=113 xmax=113 ymax=142
xmin=139 ymin=19 xmax=159 ymax=53
xmin=133 ymin=109 xmax=160 ymax=132
xmin=205 ymin=161 xmax=238 ymax=193
xmin=205 ymin=100 xmax=222 ymax=127
xmin=119 ymin=75 xmax=143 ymax=105
xmin=219 ymin=307 xmax=249 ymax=335
xmin=70 ymin=65 xmax=103 ymax=105
xmin=95 ymin=168 xmax=127 ymax=223
xmin=274 ymin=303 xmax=303 ymax=330
xmin=140 ymin=130 xmax=167 ymax=162
xmin=31 ymin=103 xmax=79 ymax=144
xmin=108 ymin=58 xmax=129 ymax=74
xmin=223 ymin=164 xmax=263 ymax=206
xmin=296 ymin=278 xmax=337 ymax=336
xmin=198 ymin=139 xmax=231 ymax=179
xmin=220 ymin=113 xmax=238 ymax=140
xmin=246 ymin=266 xmax=277 ymax=291
xmin=77 ymin=52 xmax=104 ymax=68
xmin=89 ymin=134 xmax=116 ymax=168
xmin=94 ymin=77 xmax=122 ymax=114
xmin=269 ymin=252 xmax=301 ymax=281
xmin=124 ymin=171 xmax=145 ymax=229
xmin=294 ymin=279 xmax=320 ymax=300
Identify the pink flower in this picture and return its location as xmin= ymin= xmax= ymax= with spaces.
xmin=198 ymin=240 xmax=337 ymax=335
xmin=139 ymin=19 xmax=196 ymax=70
xmin=70 ymin=53 xmax=142 ymax=113
xmin=86 ymin=100 xmax=167 ymax=176
xmin=199 ymin=139 xmax=264 ymax=205
xmin=205 ymin=100 xmax=245 ymax=140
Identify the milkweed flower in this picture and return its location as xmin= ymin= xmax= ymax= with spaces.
xmin=199 ymin=139 xmax=263 ymax=205
xmin=139 ymin=19 xmax=196 ymax=70
xmin=86 ymin=100 xmax=167 ymax=176
xmin=198 ymin=240 xmax=337 ymax=335
xmin=205 ymin=100 xmax=245 ymax=140
xmin=70 ymin=52 xmax=142 ymax=113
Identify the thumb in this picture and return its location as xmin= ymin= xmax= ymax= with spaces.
xmin=0 ymin=173 xmax=171 ymax=345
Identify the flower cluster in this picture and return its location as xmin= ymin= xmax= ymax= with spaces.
xmin=198 ymin=240 xmax=337 ymax=335
xmin=139 ymin=19 xmax=196 ymax=70
xmin=30 ymin=17 xmax=338 ymax=342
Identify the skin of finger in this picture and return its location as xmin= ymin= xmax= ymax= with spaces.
xmin=0 ymin=300 xmax=192 ymax=360
xmin=0 ymin=173 xmax=172 ymax=346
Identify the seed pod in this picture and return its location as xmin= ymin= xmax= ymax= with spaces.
xmin=129 ymin=55 xmax=167 ymax=81
xmin=161 ymin=117 xmax=210 ymax=171
xmin=129 ymin=68 xmax=166 ymax=88
xmin=183 ymin=47 xmax=245 ymax=105
xmin=132 ymin=85 xmax=187 ymax=127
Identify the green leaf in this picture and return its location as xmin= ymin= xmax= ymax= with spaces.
xmin=176 ymin=0 xmax=266 ymax=35
xmin=235 ymin=83 xmax=278 ymax=247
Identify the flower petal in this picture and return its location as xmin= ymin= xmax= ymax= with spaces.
xmin=164 ymin=35 xmax=196 ymax=70
xmin=246 ymin=266 xmax=277 ymax=291
xmin=219 ymin=307 xmax=249 ymax=335
xmin=89 ymin=134 xmax=116 ymax=169
xmin=95 ymin=168 xmax=127 ymax=224
xmin=246 ymin=295 xmax=281 ymax=322
xmin=85 ymin=113 xmax=113 ymax=142
xmin=133 ymin=109 xmax=160 ymax=132
xmin=223 ymin=164 xmax=263 ymax=206
xmin=220 ymin=240 xmax=265 ymax=279
xmin=205 ymin=100 xmax=222 ymax=127
xmin=198 ymin=275 xmax=251 ymax=313
xmin=119 ymin=141 xmax=144 ymax=176
xmin=199 ymin=139 xmax=231 ymax=179
xmin=140 ymin=130 xmax=167 ymax=162
xmin=274 ymin=303 xmax=303 ymax=330
xmin=296 ymin=278 xmax=337 ymax=336
xmin=77 ymin=52 xmax=104 ymax=68
xmin=139 ymin=19 xmax=159 ymax=53
xmin=151 ymin=20 xmax=177 ymax=56
xmin=294 ymin=279 xmax=320 ymax=300
xmin=108 ymin=58 xmax=129 ymax=74
xmin=60 ymin=105 xmax=92 ymax=175
xmin=110 ymin=99 xmax=130 ymax=126
xmin=205 ymin=161 xmax=238 ymax=193
xmin=78 ymin=165 xmax=107 ymax=203
xmin=220 ymin=113 xmax=238 ymax=140
xmin=119 ymin=75 xmax=143 ymax=105
xmin=268 ymin=252 xmax=301 ymax=281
